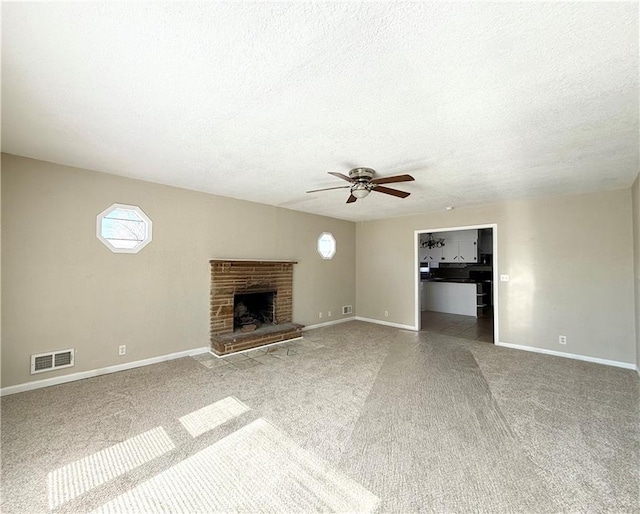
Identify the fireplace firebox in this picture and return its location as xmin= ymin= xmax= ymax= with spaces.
xmin=234 ymin=291 xmax=275 ymax=332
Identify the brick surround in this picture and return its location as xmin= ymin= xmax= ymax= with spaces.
xmin=209 ymin=260 xmax=303 ymax=354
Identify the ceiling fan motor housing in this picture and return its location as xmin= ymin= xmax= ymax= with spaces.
xmin=349 ymin=167 xmax=375 ymax=182
xmin=349 ymin=168 xmax=375 ymax=193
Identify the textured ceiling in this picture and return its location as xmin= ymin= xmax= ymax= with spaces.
xmin=2 ymin=2 xmax=638 ymax=222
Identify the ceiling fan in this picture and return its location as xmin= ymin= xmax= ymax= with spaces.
xmin=306 ymin=167 xmax=415 ymax=203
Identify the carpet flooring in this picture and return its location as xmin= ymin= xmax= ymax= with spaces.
xmin=1 ymin=321 xmax=638 ymax=513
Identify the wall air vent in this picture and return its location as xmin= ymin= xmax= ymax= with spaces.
xmin=342 ymin=305 xmax=353 ymax=315
xmin=31 ymin=349 xmax=75 ymax=375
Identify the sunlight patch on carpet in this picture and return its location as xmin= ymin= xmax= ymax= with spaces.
xmin=48 ymin=426 xmax=175 ymax=510
xmin=179 ymin=396 xmax=250 ymax=437
xmin=90 ymin=418 xmax=379 ymax=513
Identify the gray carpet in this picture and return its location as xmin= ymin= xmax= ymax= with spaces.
xmin=1 ymin=321 xmax=638 ymax=513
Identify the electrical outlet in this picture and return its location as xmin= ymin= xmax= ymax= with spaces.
xmin=558 ymin=335 xmax=567 ymax=345
xmin=118 ymin=345 xmax=126 ymax=356
xmin=328 ymin=310 xmax=331 ymax=317
xmin=384 ymin=310 xmax=389 ymax=317
xmin=500 ymin=274 xmax=509 ymax=282
xmin=319 ymin=312 xmax=323 ymax=319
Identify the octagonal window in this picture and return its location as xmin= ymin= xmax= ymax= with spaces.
xmin=97 ymin=203 xmax=153 ymax=253
xmin=317 ymin=232 xmax=336 ymax=260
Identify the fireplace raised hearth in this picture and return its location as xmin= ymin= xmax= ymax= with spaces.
xmin=209 ymin=260 xmax=303 ymax=355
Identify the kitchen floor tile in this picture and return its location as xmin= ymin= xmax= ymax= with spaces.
xmin=421 ymin=309 xmax=494 ymax=343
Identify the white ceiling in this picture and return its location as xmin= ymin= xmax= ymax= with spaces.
xmin=2 ymin=2 xmax=638 ymax=222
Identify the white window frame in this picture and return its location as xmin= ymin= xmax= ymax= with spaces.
xmin=317 ymin=232 xmax=336 ymax=260
xmin=97 ymin=203 xmax=153 ymax=254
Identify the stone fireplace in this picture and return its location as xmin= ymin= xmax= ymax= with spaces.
xmin=209 ymin=260 xmax=304 ymax=355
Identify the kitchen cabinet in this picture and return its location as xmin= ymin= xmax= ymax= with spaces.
xmin=422 ymin=280 xmax=488 ymax=317
xmin=441 ymin=241 xmax=477 ymax=263
xmin=442 ymin=243 xmax=458 ymax=262
xmin=422 ymin=246 xmax=443 ymax=262
xmin=459 ymin=241 xmax=478 ymax=262
xmin=423 ymin=282 xmax=477 ymax=317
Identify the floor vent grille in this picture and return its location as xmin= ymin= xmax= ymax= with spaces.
xmin=31 ymin=349 xmax=75 ymax=374
xmin=342 ymin=305 xmax=353 ymax=315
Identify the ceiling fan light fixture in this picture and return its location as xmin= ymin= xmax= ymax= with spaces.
xmin=307 ymin=167 xmax=414 ymax=203
xmin=351 ymin=184 xmax=370 ymax=199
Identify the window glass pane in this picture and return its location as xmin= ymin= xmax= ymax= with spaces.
xmin=317 ymin=232 xmax=336 ymax=259
xmin=318 ymin=239 xmax=331 ymax=253
xmin=105 ymin=208 xmax=143 ymax=222
xmin=101 ymin=212 xmax=145 ymax=248
xmin=97 ymin=204 xmax=152 ymax=253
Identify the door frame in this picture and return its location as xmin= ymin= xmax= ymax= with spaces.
xmin=414 ymin=223 xmax=499 ymax=344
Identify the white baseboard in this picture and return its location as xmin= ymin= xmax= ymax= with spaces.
xmin=496 ymin=341 xmax=637 ymax=370
xmin=0 ymin=346 xmax=210 ymax=397
xmin=303 ymin=317 xmax=356 ymax=330
xmin=5 ymin=336 xmax=634 ymax=397
xmin=354 ymin=316 xmax=416 ymax=331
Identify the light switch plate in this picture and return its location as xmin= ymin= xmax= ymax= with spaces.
xmin=500 ymin=274 xmax=509 ymax=282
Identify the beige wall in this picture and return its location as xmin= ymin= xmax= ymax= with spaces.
xmin=0 ymin=164 xmax=2 ymax=379
xmin=632 ymin=173 xmax=640 ymax=371
xmin=1 ymin=154 xmax=356 ymax=388
xmin=356 ymin=189 xmax=636 ymax=364
xmin=2 ymin=152 xmax=637 ymax=390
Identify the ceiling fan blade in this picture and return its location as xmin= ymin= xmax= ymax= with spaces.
xmin=328 ymin=172 xmax=354 ymax=183
xmin=346 ymin=194 xmax=358 ymax=203
xmin=372 ymin=185 xmax=411 ymax=198
xmin=370 ymin=174 xmax=415 ymax=185
xmin=306 ymin=185 xmax=351 ymax=193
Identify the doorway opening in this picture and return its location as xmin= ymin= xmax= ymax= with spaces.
xmin=414 ymin=224 xmax=498 ymax=344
